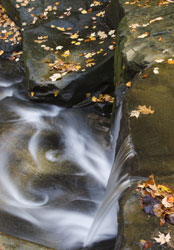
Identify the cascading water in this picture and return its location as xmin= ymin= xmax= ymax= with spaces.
xmin=84 ymin=136 xmax=136 ymax=247
xmin=0 ymin=72 xmax=134 ymax=249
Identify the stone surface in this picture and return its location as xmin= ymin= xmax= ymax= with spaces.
xmin=113 ymin=0 xmax=174 ymax=249
xmin=0 ymin=4 xmax=22 ymax=58
xmin=114 ymin=0 xmax=174 ymax=84
xmin=2 ymin=0 xmax=118 ymax=105
xmin=117 ymin=180 xmax=174 ymax=250
xmin=0 ymin=232 xmax=54 ymax=250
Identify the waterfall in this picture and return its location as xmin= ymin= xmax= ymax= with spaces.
xmin=0 ymin=76 xmax=135 ymax=249
xmin=84 ymin=136 xmax=136 ymax=247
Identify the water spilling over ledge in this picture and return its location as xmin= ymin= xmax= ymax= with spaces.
xmin=0 ymin=72 xmax=135 ymax=249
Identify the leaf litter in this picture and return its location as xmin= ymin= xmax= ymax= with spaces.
xmin=137 ymin=175 xmax=174 ymax=227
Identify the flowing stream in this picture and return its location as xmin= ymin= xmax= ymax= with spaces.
xmin=0 ymin=70 xmax=135 ymax=249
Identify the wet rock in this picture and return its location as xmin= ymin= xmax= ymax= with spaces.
xmin=2 ymin=0 xmax=117 ymax=105
xmin=114 ymin=0 xmax=174 ymax=84
xmin=125 ymin=63 xmax=174 ymax=177
xmin=113 ymin=0 xmax=174 ymax=249
xmin=0 ymin=232 xmax=54 ymax=250
xmin=0 ymin=4 xmax=22 ymax=59
xmin=117 ymin=183 xmax=174 ymax=250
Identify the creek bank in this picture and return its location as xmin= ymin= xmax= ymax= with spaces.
xmin=114 ymin=0 xmax=174 ymax=249
xmin=1 ymin=0 xmax=118 ymax=106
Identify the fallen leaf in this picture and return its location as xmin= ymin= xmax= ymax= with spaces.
xmin=130 ymin=110 xmax=140 ymax=118
xmin=153 ymin=67 xmax=159 ymax=74
xmin=162 ymin=197 xmax=173 ymax=208
xmin=154 ymin=232 xmax=171 ymax=245
xmin=70 ymin=33 xmax=79 ymax=39
xmin=81 ymin=9 xmax=87 ymax=14
xmin=140 ymin=240 xmax=153 ymax=250
xmin=54 ymin=90 xmax=59 ymax=97
xmin=97 ymin=31 xmax=107 ymax=39
xmin=168 ymin=58 xmax=174 ymax=64
xmin=56 ymin=45 xmax=63 ymax=50
xmin=57 ymin=27 xmax=65 ymax=31
xmin=126 ymin=81 xmax=131 ymax=87
xmin=141 ymin=73 xmax=149 ymax=79
xmin=167 ymin=196 xmax=174 ymax=203
xmin=50 ymin=73 xmax=62 ymax=81
xmin=137 ymin=105 xmax=155 ymax=115
xmin=61 ymin=50 xmax=70 ymax=57
xmin=155 ymin=58 xmax=165 ymax=63
xmin=138 ymin=32 xmax=149 ymax=38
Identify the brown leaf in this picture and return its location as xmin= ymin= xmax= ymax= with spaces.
xmin=137 ymin=105 xmax=155 ymax=115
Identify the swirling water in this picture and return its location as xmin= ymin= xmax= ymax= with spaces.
xmin=0 ymin=72 xmax=135 ymax=249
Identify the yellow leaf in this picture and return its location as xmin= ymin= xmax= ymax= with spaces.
xmin=70 ymin=33 xmax=79 ymax=39
xmin=61 ymin=50 xmax=70 ymax=57
xmin=81 ymin=9 xmax=87 ymax=14
xmin=92 ymin=96 xmax=97 ymax=102
xmin=75 ymin=42 xmax=81 ymax=45
xmin=168 ymin=58 xmax=174 ymax=64
xmin=0 ymin=50 xmax=4 ymax=56
xmin=158 ymin=185 xmax=172 ymax=193
xmin=57 ymin=27 xmax=65 ymax=31
xmin=126 ymin=81 xmax=131 ymax=87
xmin=54 ymin=90 xmax=59 ymax=97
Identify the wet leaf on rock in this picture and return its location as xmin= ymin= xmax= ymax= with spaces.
xmin=154 ymin=232 xmax=171 ymax=245
xmin=130 ymin=105 xmax=154 ymax=118
xmin=137 ymin=175 xmax=174 ymax=226
xmin=140 ymin=240 xmax=153 ymax=250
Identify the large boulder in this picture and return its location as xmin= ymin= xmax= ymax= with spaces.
xmin=2 ymin=0 xmax=119 ymax=105
xmin=113 ymin=0 xmax=174 ymax=248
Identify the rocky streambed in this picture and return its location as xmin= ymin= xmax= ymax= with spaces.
xmin=0 ymin=0 xmax=174 ymax=249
